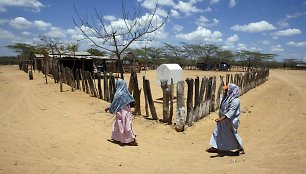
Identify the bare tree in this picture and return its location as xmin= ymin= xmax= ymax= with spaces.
xmin=73 ymin=1 xmax=168 ymax=79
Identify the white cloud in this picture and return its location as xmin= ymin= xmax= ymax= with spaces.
xmin=258 ymin=40 xmax=271 ymax=45
xmin=156 ymin=8 xmax=168 ymax=17
xmin=0 ymin=28 xmax=15 ymax=39
xmin=196 ymin=16 xmax=219 ymax=27
xmin=46 ymin=27 xmax=67 ymax=38
xmin=271 ymin=45 xmax=284 ymax=52
xmin=287 ymin=41 xmax=306 ymax=47
xmin=231 ymin=21 xmax=276 ymax=33
xmin=273 ymin=28 xmax=302 ymax=37
xmin=33 ymin=20 xmax=52 ymax=30
xmin=9 ymin=17 xmax=32 ymax=29
xmin=203 ymin=7 xmax=212 ymax=13
xmin=226 ymin=34 xmax=239 ymax=43
xmin=277 ymin=12 xmax=306 ymax=28
xmin=22 ymin=31 xmax=31 ymax=36
xmin=140 ymin=0 xmax=175 ymax=10
xmin=0 ymin=0 xmax=44 ymax=12
xmin=176 ymin=27 xmax=223 ymax=42
xmin=9 ymin=17 xmax=52 ymax=30
xmin=103 ymin=15 xmax=117 ymax=21
xmin=172 ymin=24 xmax=183 ymax=32
xmin=229 ymin=0 xmax=237 ymax=7
xmin=170 ymin=9 xmax=180 ymax=17
xmin=210 ymin=0 xmax=220 ymax=4
xmin=174 ymin=1 xmax=203 ymax=16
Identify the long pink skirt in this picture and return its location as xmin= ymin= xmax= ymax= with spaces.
xmin=111 ymin=105 xmax=136 ymax=144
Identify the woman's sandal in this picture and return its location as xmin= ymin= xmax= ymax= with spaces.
xmin=127 ymin=139 xmax=138 ymax=146
xmin=206 ymin=147 xmax=219 ymax=153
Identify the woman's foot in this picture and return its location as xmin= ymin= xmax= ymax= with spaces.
xmin=206 ymin=147 xmax=219 ymax=153
xmin=127 ymin=139 xmax=138 ymax=146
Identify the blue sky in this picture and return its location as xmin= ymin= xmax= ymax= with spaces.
xmin=0 ymin=0 xmax=306 ymax=61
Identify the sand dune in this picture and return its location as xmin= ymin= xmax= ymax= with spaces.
xmin=0 ymin=65 xmax=305 ymax=174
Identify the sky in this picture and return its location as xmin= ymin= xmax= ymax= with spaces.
xmin=0 ymin=0 xmax=306 ymax=62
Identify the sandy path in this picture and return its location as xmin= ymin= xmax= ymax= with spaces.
xmin=0 ymin=65 xmax=305 ymax=173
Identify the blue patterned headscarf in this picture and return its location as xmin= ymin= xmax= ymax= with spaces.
xmin=220 ymin=83 xmax=240 ymax=114
xmin=108 ymin=79 xmax=135 ymax=114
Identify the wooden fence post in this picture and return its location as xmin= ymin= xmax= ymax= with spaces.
xmin=216 ymin=76 xmax=224 ymax=111
xmin=143 ymin=76 xmax=149 ymax=117
xmin=168 ymin=78 xmax=174 ymax=124
xmin=103 ymin=72 xmax=109 ymax=101
xmin=193 ymin=77 xmax=200 ymax=122
xmin=59 ymin=71 xmax=63 ymax=92
xmin=199 ymin=77 xmax=207 ymax=120
xmin=144 ymin=79 xmax=158 ymax=120
xmin=80 ymin=69 xmax=85 ymax=92
xmin=70 ymin=69 xmax=75 ymax=92
xmin=75 ymin=69 xmax=80 ymax=90
xmin=175 ymin=81 xmax=185 ymax=132
xmin=204 ymin=77 xmax=212 ymax=116
xmin=161 ymin=79 xmax=169 ymax=123
xmin=210 ymin=76 xmax=216 ymax=112
xmin=97 ymin=73 xmax=103 ymax=99
xmin=131 ymin=71 xmax=141 ymax=115
xmin=185 ymin=78 xmax=194 ymax=126
xmin=109 ymin=73 xmax=114 ymax=101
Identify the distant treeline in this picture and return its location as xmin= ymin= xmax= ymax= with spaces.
xmin=0 ymin=56 xmax=18 ymax=65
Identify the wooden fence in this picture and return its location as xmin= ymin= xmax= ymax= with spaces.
xmin=46 ymin=67 xmax=269 ymax=132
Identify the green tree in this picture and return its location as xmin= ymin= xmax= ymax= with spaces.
xmin=237 ymin=50 xmax=276 ymax=70
xmin=6 ymin=43 xmax=36 ymax=60
xmin=86 ymin=48 xmax=106 ymax=56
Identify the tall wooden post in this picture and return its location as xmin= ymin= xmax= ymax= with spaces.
xmin=97 ymin=73 xmax=103 ymax=99
xmin=216 ymin=76 xmax=224 ymax=111
xmin=210 ymin=76 xmax=216 ymax=112
xmin=131 ymin=71 xmax=141 ymax=115
xmin=175 ymin=81 xmax=185 ymax=132
xmin=198 ymin=77 xmax=206 ymax=120
xmin=103 ymin=72 xmax=109 ymax=101
xmin=168 ymin=78 xmax=174 ymax=124
xmin=193 ymin=77 xmax=200 ymax=122
xmin=143 ymin=76 xmax=149 ymax=117
xmin=161 ymin=79 xmax=169 ymax=123
xmin=185 ymin=78 xmax=194 ymax=126
xmin=144 ymin=79 xmax=158 ymax=120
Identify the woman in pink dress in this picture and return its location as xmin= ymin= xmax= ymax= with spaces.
xmin=105 ymin=79 xmax=138 ymax=146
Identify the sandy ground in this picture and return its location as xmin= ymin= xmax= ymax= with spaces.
xmin=0 ymin=65 xmax=305 ymax=174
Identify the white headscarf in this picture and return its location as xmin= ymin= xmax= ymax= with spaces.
xmin=220 ymin=83 xmax=240 ymax=115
